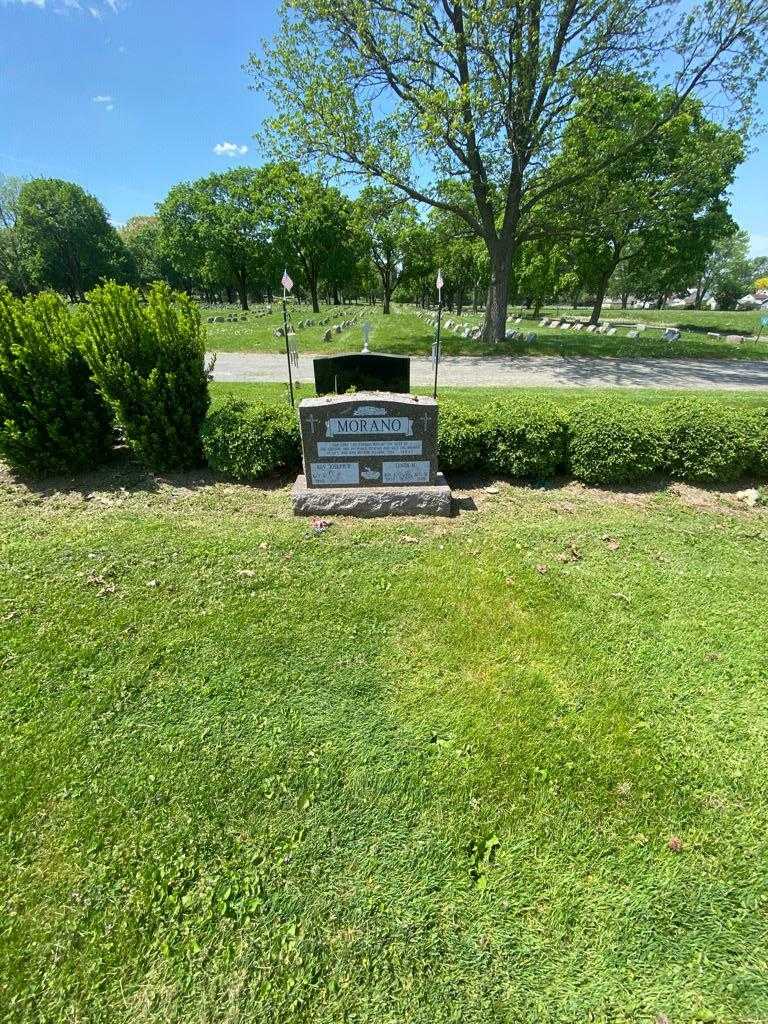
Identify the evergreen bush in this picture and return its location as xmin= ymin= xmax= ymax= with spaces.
xmin=0 ymin=287 xmax=113 ymax=475
xmin=82 ymin=282 xmax=211 ymax=471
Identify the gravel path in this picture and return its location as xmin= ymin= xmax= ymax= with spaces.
xmin=210 ymin=351 xmax=768 ymax=391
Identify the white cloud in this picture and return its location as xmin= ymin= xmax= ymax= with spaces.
xmin=749 ymin=233 xmax=768 ymax=258
xmin=213 ymin=142 xmax=249 ymax=157
xmin=93 ymin=94 xmax=113 ymax=104
xmin=2 ymin=0 xmax=122 ymax=11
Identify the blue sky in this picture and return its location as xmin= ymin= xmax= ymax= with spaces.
xmin=1 ymin=0 xmax=767 ymax=256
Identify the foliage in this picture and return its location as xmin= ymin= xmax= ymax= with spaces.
xmin=437 ymin=402 xmax=490 ymax=472
xmin=254 ymin=0 xmax=768 ymax=341
xmin=486 ymin=399 xmax=568 ymax=478
xmin=158 ymin=168 xmax=275 ymax=310
xmin=697 ymin=228 xmax=760 ymax=309
xmin=568 ymin=400 xmax=667 ymax=484
xmin=119 ymin=216 xmax=168 ymax=291
xmin=549 ymin=78 xmax=742 ymax=321
xmin=81 ymin=282 xmax=211 ymax=470
xmin=202 ymin=398 xmax=300 ymax=479
xmin=755 ymin=276 xmax=768 ymax=291
xmin=353 ymin=187 xmax=417 ymax=313
xmin=14 ymin=178 xmax=134 ymax=300
xmin=0 ymin=287 xmax=113 ymax=475
xmin=659 ymin=399 xmax=762 ymax=483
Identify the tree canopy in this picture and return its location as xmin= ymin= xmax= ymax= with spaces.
xmin=253 ymin=0 xmax=768 ymax=340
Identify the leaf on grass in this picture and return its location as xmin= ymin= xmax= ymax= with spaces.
xmin=602 ymin=535 xmax=621 ymax=551
xmin=667 ymin=835 xmax=683 ymax=853
xmin=536 ymin=564 xmax=549 ymax=574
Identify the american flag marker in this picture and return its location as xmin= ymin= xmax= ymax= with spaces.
xmin=433 ymin=269 xmax=444 ymax=399
xmin=281 ymin=270 xmax=296 ymax=407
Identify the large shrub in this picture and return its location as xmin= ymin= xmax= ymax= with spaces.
xmin=659 ymin=399 xmax=760 ymax=483
xmin=486 ymin=399 xmax=568 ymax=479
xmin=568 ymin=400 xmax=666 ymax=485
xmin=82 ymin=282 xmax=211 ymax=471
xmin=437 ymin=403 xmax=491 ymax=473
xmin=0 ymin=287 xmax=113 ymax=475
xmin=202 ymin=398 xmax=300 ymax=480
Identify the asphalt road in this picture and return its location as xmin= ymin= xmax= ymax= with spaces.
xmin=210 ymin=351 xmax=768 ymax=391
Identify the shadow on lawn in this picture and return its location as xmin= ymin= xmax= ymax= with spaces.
xmin=0 ymin=448 xmax=264 ymax=501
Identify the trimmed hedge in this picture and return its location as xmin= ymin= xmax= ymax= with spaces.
xmin=486 ymin=399 xmax=568 ymax=479
xmin=82 ymin=282 xmax=211 ymax=471
xmin=199 ymin=395 xmax=767 ymax=488
xmin=0 ymin=287 xmax=113 ymax=475
xmin=659 ymin=399 xmax=761 ymax=484
xmin=568 ymin=400 xmax=666 ymax=485
xmin=437 ymin=403 xmax=490 ymax=473
xmin=202 ymin=398 xmax=301 ymax=480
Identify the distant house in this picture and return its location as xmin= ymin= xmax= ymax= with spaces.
xmin=737 ymin=293 xmax=768 ymax=310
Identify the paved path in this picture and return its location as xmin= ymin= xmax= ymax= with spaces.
xmin=211 ymin=351 xmax=768 ymax=391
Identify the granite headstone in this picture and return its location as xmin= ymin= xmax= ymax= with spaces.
xmin=313 ymin=353 xmax=410 ymax=395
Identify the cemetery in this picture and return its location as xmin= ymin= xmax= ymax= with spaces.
xmin=3 ymin=0 xmax=768 ymax=1019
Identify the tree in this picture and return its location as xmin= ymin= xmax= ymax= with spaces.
xmin=14 ymin=179 xmax=133 ymax=300
xmin=695 ymin=228 xmax=757 ymax=309
xmin=120 ymin=216 xmax=164 ymax=291
xmin=265 ymin=164 xmax=357 ymax=312
xmin=547 ymin=79 xmax=742 ymax=322
xmin=0 ymin=176 xmax=34 ymax=296
xmin=157 ymin=168 xmax=274 ymax=309
xmin=253 ymin=0 xmax=768 ymax=342
xmin=353 ymin=187 xmax=417 ymax=313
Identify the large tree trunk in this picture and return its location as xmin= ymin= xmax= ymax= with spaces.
xmin=482 ymin=244 xmax=512 ymax=343
xmin=589 ymin=271 xmax=611 ymax=325
xmin=309 ymin=278 xmax=320 ymax=313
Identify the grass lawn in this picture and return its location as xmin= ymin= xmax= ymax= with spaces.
xmin=204 ymin=305 xmax=768 ymax=362
xmin=2 ymin=451 xmax=768 ymax=1022
xmin=211 ymin=380 xmax=768 ymax=412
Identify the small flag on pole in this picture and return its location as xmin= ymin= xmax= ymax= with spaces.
xmin=281 ymin=270 xmax=294 ymax=293
xmin=436 ymin=269 xmax=444 ymax=291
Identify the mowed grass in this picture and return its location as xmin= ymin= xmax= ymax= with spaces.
xmin=211 ymin=380 xmax=768 ymax=413
xmin=2 ymin=460 xmax=768 ymax=1022
xmin=204 ymin=304 xmax=768 ymax=361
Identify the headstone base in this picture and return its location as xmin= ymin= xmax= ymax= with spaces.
xmin=292 ymin=473 xmax=453 ymax=518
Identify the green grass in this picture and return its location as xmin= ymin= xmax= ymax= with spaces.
xmin=2 ymin=459 xmax=768 ymax=1022
xmin=537 ymin=304 xmax=765 ymax=336
xmin=211 ymin=380 xmax=768 ymax=412
xmin=204 ymin=305 xmax=768 ymax=361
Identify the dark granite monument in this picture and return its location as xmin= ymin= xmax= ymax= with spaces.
xmin=313 ymin=352 xmax=410 ymax=395
xmin=292 ymin=392 xmax=451 ymax=517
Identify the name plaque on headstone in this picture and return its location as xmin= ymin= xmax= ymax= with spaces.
xmin=298 ymin=392 xmax=438 ymax=488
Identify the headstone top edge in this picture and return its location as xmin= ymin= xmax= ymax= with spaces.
xmin=299 ymin=392 xmax=435 ymax=409
xmin=312 ymin=352 xmax=408 ymax=363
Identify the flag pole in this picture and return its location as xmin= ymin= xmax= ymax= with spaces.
xmin=281 ymin=271 xmax=295 ymax=409
xmin=433 ymin=271 xmax=443 ymax=399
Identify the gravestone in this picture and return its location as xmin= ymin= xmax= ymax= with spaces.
xmin=292 ymin=392 xmax=451 ymax=517
xmin=313 ymin=352 xmax=410 ymax=395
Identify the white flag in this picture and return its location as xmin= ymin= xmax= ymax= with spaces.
xmin=436 ymin=269 xmax=444 ymax=290
xmin=281 ymin=270 xmax=294 ymax=292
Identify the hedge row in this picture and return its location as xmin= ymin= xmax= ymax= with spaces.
xmin=0 ymin=283 xmax=211 ymax=475
xmin=204 ymin=396 xmax=768 ymax=486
